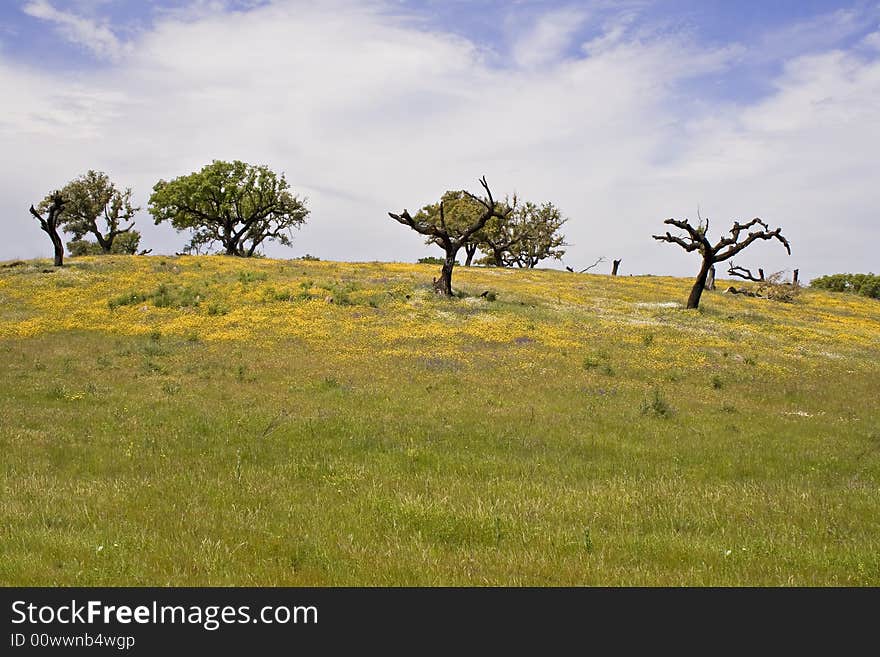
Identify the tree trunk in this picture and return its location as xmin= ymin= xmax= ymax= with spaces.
xmin=94 ymin=227 xmax=111 ymax=253
xmin=705 ymin=265 xmax=716 ymax=291
xmin=464 ymin=243 xmax=477 ymax=266
xmin=687 ymin=257 xmax=713 ymax=309
xmin=758 ymin=268 xmax=765 ymax=281
xmin=436 ymin=252 xmax=456 ymax=296
xmin=49 ymin=230 xmax=64 ymax=267
xmin=793 ymin=269 xmax=799 ymax=285
xmin=611 ymin=259 xmax=621 ymax=276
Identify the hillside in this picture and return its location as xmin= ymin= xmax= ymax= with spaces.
xmin=1 ymin=255 xmax=878 ymax=585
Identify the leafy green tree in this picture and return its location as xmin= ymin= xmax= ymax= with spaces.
xmin=57 ymin=170 xmax=140 ymax=254
xmin=477 ymin=201 xmax=567 ymax=268
xmin=389 ymin=177 xmax=510 ymax=295
xmin=149 ymin=160 xmax=309 ymax=257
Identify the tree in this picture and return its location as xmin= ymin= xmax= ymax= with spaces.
xmin=389 ymin=176 xmax=510 ymax=296
xmin=149 ymin=160 xmax=309 ymax=257
xmin=29 ymin=193 xmax=66 ymax=267
xmin=413 ymin=191 xmax=487 ymax=266
xmin=478 ymin=201 xmax=567 ymax=268
xmin=727 ymin=263 xmax=765 ymax=282
xmin=57 ymin=170 xmax=140 ymax=254
xmin=653 ymin=216 xmax=791 ymax=309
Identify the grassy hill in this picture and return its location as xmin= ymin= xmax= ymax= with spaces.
xmin=1 ymin=255 xmax=878 ymax=585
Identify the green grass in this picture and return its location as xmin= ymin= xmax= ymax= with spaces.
xmin=0 ymin=256 xmax=878 ymax=585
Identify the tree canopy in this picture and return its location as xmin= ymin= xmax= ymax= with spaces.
xmin=413 ymin=190 xmax=488 ymax=266
xmin=478 ymin=200 xmax=567 ymax=268
xmin=149 ymin=160 xmax=309 ymax=257
xmin=58 ymin=170 xmax=140 ymax=254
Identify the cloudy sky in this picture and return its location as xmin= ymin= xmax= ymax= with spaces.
xmin=1 ymin=0 xmax=878 ymax=279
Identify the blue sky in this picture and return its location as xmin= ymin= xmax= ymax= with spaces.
xmin=2 ymin=1 xmax=879 ymax=277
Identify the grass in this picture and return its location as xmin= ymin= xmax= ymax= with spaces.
xmin=0 ymin=255 xmax=879 ymax=585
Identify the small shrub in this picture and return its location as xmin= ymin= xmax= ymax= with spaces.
xmin=151 ymin=284 xmax=201 ymax=309
xmin=417 ymin=256 xmax=445 ymax=265
xmin=238 ymin=271 xmax=268 ymax=284
xmin=641 ymin=388 xmax=673 ymax=418
xmin=711 ymin=374 xmax=724 ymax=389
xmin=298 ymin=254 xmax=320 ymax=261
xmin=642 ymin=333 xmax=655 ymax=347
xmin=108 ymin=291 xmax=148 ymax=310
xmin=206 ymin=302 xmax=229 ymax=316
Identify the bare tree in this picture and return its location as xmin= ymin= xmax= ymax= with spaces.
xmin=653 ymin=216 xmax=791 ymax=309
xmin=29 ymin=193 xmax=67 ymax=267
xmin=565 ymin=257 xmax=604 ymax=273
xmin=389 ymin=176 xmax=511 ymax=296
xmin=728 ymin=263 xmax=765 ymax=282
xmin=611 ymin=259 xmax=622 ymax=276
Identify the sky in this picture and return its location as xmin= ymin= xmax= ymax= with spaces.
xmin=1 ymin=0 xmax=879 ymax=280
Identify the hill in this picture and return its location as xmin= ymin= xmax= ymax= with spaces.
xmin=1 ymin=256 xmax=878 ymax=585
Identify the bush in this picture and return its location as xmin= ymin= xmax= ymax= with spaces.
xmin=811 ymin=273 xmax=880 ymax=299
xmin=756 ymin=273 xmax=801 ymax=303
xmin=108 ymin=284 xmax=202 ymax=310
xmin=417 ymin=256 xmax=446 ymax=265
xmin=641 ymin=388 xmax=673 ymax=418
xmin=67 ymin=231 xmax=142 ymax=256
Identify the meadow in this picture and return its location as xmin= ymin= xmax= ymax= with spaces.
xmin=1 ymin=255 xmax=878 ymax=585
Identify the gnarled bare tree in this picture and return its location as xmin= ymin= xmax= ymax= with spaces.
xmin=653 ymin=216 xmax=790 ymax=309
xmin=728 ymin=263 xmax=765 ymax=282
xmin=389 ymin=176 xmax=511 ymax=296
xmin=29 ymin=193 xmax=67 ymax=267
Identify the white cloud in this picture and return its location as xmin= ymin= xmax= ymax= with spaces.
xmin=22 ymin=0 xmax=128 ymax=60
xmin=3 ymin=0 xmax=879 ymax=282
xmin=511 ymin=6 xmax=590 ymax=69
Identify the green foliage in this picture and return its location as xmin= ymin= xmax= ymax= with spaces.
xmin=413 ymin=190 xmax=489 ymax=266
xmin=238 ymin=270 xmax=269 ymax=285
xmin=67 ymin=231 xmax=142 ymax=256
xmin=415 ymin=191 xmax=486 ymax=248
xmin=811 ymin=273 xmax=880 ymax=299
xmin=641 ymin=388 xmax=674 ymax=418
xmin=477 ymin=200 xmax=567 ymax=268
xmin=108 ymin=284 xmax=202 ymax=310
xmin=108 ymin=291 xmax=149 ymax=310
xmin=52 ymin=170 xmax=139 ymax=253
xmin=149 ymin=160 xmax=309 ymax=257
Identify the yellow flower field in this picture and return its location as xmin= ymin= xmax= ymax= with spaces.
xmin=0 ymin=255 xmax=878 ymax=585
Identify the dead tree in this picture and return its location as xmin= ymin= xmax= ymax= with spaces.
xmin=564 ymin=257 xmax=604 ymax=274
xmin=389 ymin=176 xmax=511 ymax=296
xmin=29 ymin=193 xmax=67 ymax=267
xmin=728 ymin=263 xmax=764 ymax=282
xmin=653 ymin=216 xmax=790 ymax=309
xmin=611 ymin=259 xmax=621 ymax=276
